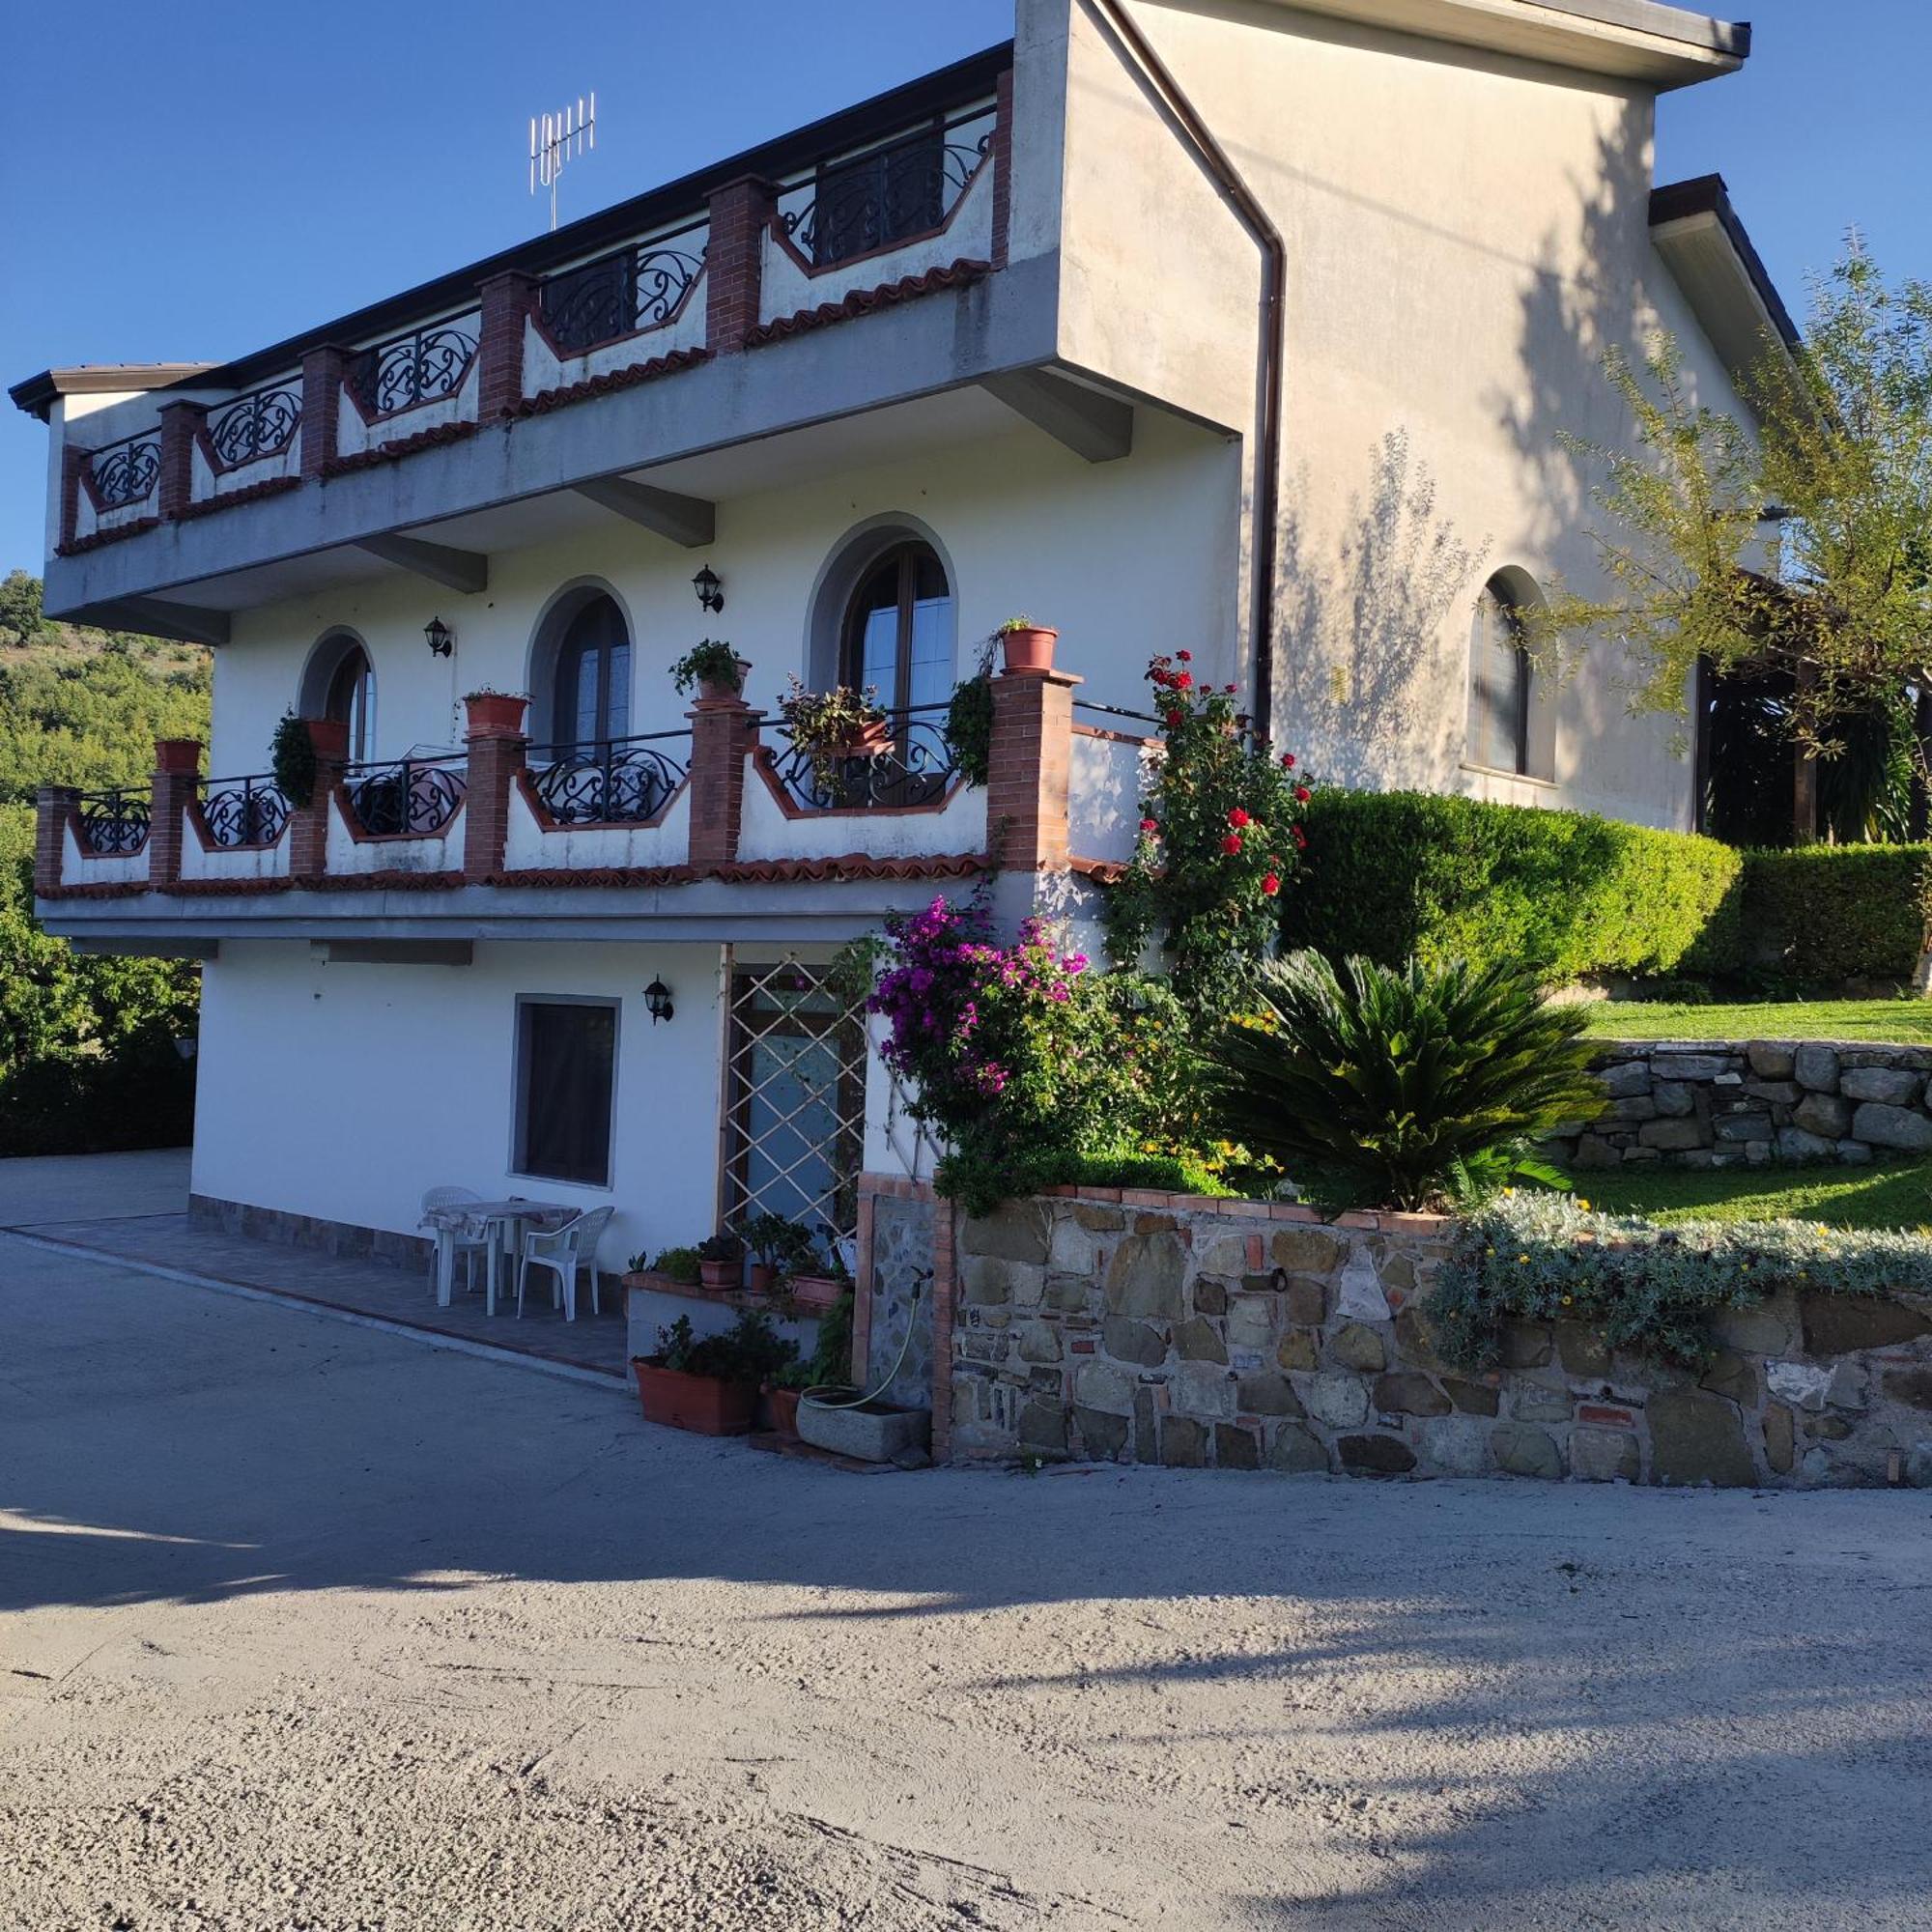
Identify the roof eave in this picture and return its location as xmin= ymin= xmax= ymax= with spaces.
xmin=11 ymin=363 xmax=220 ymax=424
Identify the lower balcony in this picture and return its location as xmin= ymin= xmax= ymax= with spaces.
xmin=33 ymin=657 xmax=1149 ymax=952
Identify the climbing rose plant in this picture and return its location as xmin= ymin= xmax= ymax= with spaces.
xmin=1103 ymin=652 xmax=1311 ymax=1009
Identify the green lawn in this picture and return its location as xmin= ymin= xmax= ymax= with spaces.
xmin=1579 ymin=997 xmax=1932 ymax=1044
xmin=1565 ymin=1157 xmax=1932 ymax=1233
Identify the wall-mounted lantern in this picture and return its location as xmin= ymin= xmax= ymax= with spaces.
xmin=692 ymin=565 xmax=724 ymax=614
xmin=643 ymin=976 xmax=675 ymax=1024
xmin=424 ymin=615 xmax=455 ymax=658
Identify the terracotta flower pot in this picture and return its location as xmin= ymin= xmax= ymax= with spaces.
xmin=698 ymin=1258 xmax=740 ymax=1292
xmin=633 ymin=1357 xmax=758 ymax=1435
xmin=788 ymin=1274 xmax=843 ymax=1312
xmin=155 ymin=738 xmax=202 ymax=775
xmin=302 ymin=717 xmax=350 ymax=761
xmin=696 ymin=657 xmax=752 ymax=703
xmin=748 ymin=1262 xmax=777 ymax=1295
xmin=464 ymin=693 xmax=528 ymax=738
xmin=999 ymin=626 xmax=1058 ymax=675
xmin=764 ymin=1385 xmax=803 ymax=1440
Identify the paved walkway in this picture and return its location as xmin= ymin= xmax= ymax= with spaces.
xmin=4 ymin=1159 xmax=1932 ymax=1927
xmin=0 ymin=1149 xmax=629 ymax=1383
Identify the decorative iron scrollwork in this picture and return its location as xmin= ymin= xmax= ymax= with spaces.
xmin=200 ymin=775 xmax=291 ymax=848
xmin=75 ymin=788 xmax=151 ymax=855
xmin=539 ymin=240 xmax=706 ymax=355
xmin=343 ymin=758 xmax=467 ymax=837
xmin=772 ymin=713 xmax=957 ymax=811
xmin=349 ymin=324 xmax=479 ymax=418
xmin=88 ymin=434 xmax=161 ymax=511
xmin=780 ymin=116 xmax=993 ymax=270
xmin=207 ymin=385 xmax=303 ymax=469
xmin=529 ymin=735 xmax=690 ymax=824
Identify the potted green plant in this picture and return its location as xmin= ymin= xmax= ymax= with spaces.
xmin=463 ymin=688 xmax=529 ymax=736
xmin=741 ymin=1212 xmax=817 ymax=1295
xmin=652 ymin=1244 xmax=702 ymax=1286
xmin=632 ymin=1310 xmax=797 ymax=1435
xmin=696 ymin=1231 xmax=744 ymax=1292
xmin=786 ymin=1222 xmax=851 ymax=1312
xmin=670 ymin=639 xmax=749 ymax=701
xmin=778 ymin=676 xmax=889 ymax=792
xmin=995 ymin=614 xmax=1058 ymax=675
xmin=763 ymin=1358 xmax=816 ymax=1440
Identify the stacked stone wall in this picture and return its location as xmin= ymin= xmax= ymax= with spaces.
xmin=948 ymin=1190 xmax=1932 ymax=1488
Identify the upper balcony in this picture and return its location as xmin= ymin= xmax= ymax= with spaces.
xmin=13 ymin=44 xmax=1159 ymax=642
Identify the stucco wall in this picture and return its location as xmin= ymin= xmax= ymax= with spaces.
xmin=1048 ymin=0 xmax=1758 ymax=831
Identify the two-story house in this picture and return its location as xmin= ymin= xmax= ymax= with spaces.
xmin=14 ymin=0 xmax=1794 ymax=1382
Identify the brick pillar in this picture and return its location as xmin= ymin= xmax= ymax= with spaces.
xmin=985 ymin=663 xmax=1079 ymax=876
xmin=299 ymin=346 xmax=350 ymax=480
xmin=148 ymin=737 xmax=203 ymax=889
xmin=478 ymin=270 xmax=540 ymax=419
xmin=929 ymin=1199 xmax=958 ymax=1465
xmin=156 ymin=402 xmax=206 ymax=521
xmin=461 ymin=696 xmax=529 ymax=883
xmin=59 ymin=444 xmax=84 ymax=552
xmin=685 ymin=692 xmax=759 ymax=868
xmin=34 ymin=784 xmax=79 ymax=896
xmin=990 ymin=66 xmax=1014 ymax=270
xmin=704 ymin=176 xmax=776 ymax=354
xmin=289 ymin=718 xmax=349 ymax=881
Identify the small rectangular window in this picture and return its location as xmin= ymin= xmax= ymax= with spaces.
xmin=513 ymin=998 xmax=617 ymax=1187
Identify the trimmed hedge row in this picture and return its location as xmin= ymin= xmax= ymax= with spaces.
xmin=1284 ymin=789 xmax=1932 ymax=986
xmin=1282 ymin=790 xmax=1745 ymax=982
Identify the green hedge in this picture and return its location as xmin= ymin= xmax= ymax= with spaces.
xmin=1283 ymin=790 xmax=1745 ymax=982
xmin=1738 ymin=844 xmax=1932 ymax=983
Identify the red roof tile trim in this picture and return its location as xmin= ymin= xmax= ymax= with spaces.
xmin=743 ymin=261 xmax=990 ymax=349
xmin=510 ymin=347 xmax=712 ymax=419
xmin=707 ymin=853 xmax=989 ymax=885
xmin=488 ymin=865 xmax=699 ymax=890
xmin=322 ymin=419 xmax=479 ymax=478
xmin=56 ymin=517 xmax=160 ymax=557
xmin=177 ymin=473 xmax=302 ymax=521
xmin=1069 ymin=856 xmax=1132 ymax=885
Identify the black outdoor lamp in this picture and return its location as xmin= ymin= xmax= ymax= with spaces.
xmin=643 ymin=976 xmax=675 ymax=1025
xmin=692 ymin=564 xmax=724 ymax=614
xmin=424 ymin=615 xmax=454 ymax=658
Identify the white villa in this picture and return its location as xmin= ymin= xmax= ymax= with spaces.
xmin=15 ymin=0 xmax=1793 ymax=1439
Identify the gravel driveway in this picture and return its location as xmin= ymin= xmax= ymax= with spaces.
xmin=4 ymin=1216 xmax=1930 ymax=1929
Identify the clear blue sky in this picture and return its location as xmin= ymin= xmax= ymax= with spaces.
xmin=2 ymin=0 xmax=1925 ymax=579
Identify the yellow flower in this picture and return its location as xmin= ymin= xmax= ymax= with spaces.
xmin=1517 ymin=1255 xmax=1529 ymax=1264
xmin=1560 ymin=1294 xmax=1574 ymax=1306
xmin=1577 ymin=1200 xmax=1591 ymax=1212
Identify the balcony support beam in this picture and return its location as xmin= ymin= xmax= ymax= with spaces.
xmin=570 ymin=477 xmax=716 ymax=549
xmin=96 ymin=597 xmax=232 ymax=647
xmin=354 ymin=533 xmax=489 ymax=594
xmin=311 ymin=940 xmax=474 ymax=966
xmin=70 ymin=937 xmax=220 ymax=961
xmin=979 ymin=369 xmax=1132 ymax=464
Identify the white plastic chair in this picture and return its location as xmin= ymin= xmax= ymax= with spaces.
xmin=516 ymin=1206 xmax=615 ymax=1321
xmin=420 ymin=1185 xmax=488 ymax=1301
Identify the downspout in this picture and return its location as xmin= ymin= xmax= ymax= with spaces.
xmin=1083 ymin=0 xmax=1286 ymax=740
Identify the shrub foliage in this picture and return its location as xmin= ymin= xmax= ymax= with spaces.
xmin=1737 ymin=843 xmax=1932 ymax=983
xmin=1200 ymin=951 xmax=1600 ymax=1211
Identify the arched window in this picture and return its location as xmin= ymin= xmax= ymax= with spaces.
xmin=841 ymin=540 xmax=952 ymax=720
xmin=550 ymin=594 xmax=631 ymax=752
xmin=307 ymin=632 xmax=376 ymax=762
xmin=1466 ymin=574 xmax=1550 ymax=781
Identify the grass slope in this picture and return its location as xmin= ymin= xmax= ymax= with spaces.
xmin=1580 ymin=998 xmax=1932 ymax=1045
xmin=1567 ymin=1157 xmax=1932 ymax=1232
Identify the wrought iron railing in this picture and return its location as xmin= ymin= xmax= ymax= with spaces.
xmin=538 ymin=220 xmax=708 ymax=355
xmin=74 ymin=786 xmax=152 ymax=855
xmin=527 ymin=731 xmax=692 ymax=825
xmin=348 ymin=317 xmax=480 ymax=418
xmin=775 ymin=104 xmax=995 ymax=270
xmin=86 ymin=430 xmax=163 ymax=512
xmin=1073 ymin=700 xmax=1166 ymax=732
xmin=206 ymin=381 xmax=303 ymax=469
xmin=199 ymin=774 xmax=291 ymax=848
xmin=341 ymin=755 xmax=467 ymax=837
xmin=770 ymin=704 xmax=958 ymax=811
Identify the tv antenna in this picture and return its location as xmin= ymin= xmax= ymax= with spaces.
xmin=530 ymin=93 xmax=596 ymax=232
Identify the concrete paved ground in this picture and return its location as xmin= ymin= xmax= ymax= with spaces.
xmin=4 ymin=1190 xmax=1932 ymax=1927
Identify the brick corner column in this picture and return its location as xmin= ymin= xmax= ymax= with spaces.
xmin=928 ymin=1198 xmax=959 ymax=1465
xmin=685 ymin=693 xmax=759 ymax=868
xmin=461 ymin=701 xmax=529 ymax=883
xmin=704 ymin=175 xmax=777 ymax=355
xmin=990 ymin=66 xmax=1015 ymax=270
xmin=299 ymin=346 xmax=350 ymax=480
xmin=148 ymin=737 xmax=203 ymax=889
xmin=59 ymin=444 xmax=84 ymax=552
xmin=289 ymin=718 xmax=349 ymax=881
xmin=478 ymin=270 xmax=540 ymax=420
xmin=156 ymin=401 xmax=207 ymax=521
xmin=985 ymin=662 xmax=1080 ymax=878
xmin=34 ymin=783 xmax=80 ymax=897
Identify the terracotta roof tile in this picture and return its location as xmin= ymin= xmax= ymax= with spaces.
xmin=743 ymin=261 xmax=990 ymax=349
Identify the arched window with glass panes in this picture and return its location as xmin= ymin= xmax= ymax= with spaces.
xmin=550 ymin=594 xmax=631 ymax=753
xmin=1465 ymin=574 xmax=1552 ymax=781
xmin=841 ymin=540 xmax=952 ymax=722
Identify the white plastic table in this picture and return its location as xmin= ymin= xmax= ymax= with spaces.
xmin=424 ymin=1198 xmax=574 ymax=1315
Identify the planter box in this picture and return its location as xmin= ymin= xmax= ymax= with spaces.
xmin=788 ymin=1274 xmax=845 ymax=1312
xmin=763 ymin=1385 xmax=803 ymax=1440
xmin=795 ymin=1397 xmax=929 ymax=1463
xmin=632 ymin=1356 xmax=758 ymax=1435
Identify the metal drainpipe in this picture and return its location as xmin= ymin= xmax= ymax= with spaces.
xmin=1083 ymin=0 xmax=1286 ymax=742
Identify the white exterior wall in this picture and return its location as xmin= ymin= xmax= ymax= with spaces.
xmin=1049 ymin=0 xmax=1758 ymax=832
xmin=205 ymin=409 xmax=1236 ymax=777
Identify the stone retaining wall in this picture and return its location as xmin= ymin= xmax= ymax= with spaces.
xmin=1563 ymin=1039 xmax=1932 ymax=1170
xmin=948 ymin=1189 xmax=1932 ymax=1488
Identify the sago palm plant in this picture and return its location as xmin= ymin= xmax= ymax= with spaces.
xmin=1203 ymin=951 xmax=1599 ymax=1210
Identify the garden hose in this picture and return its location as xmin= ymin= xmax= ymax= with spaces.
xmin=798 ymin=1275 xmax=924 ymax=1412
